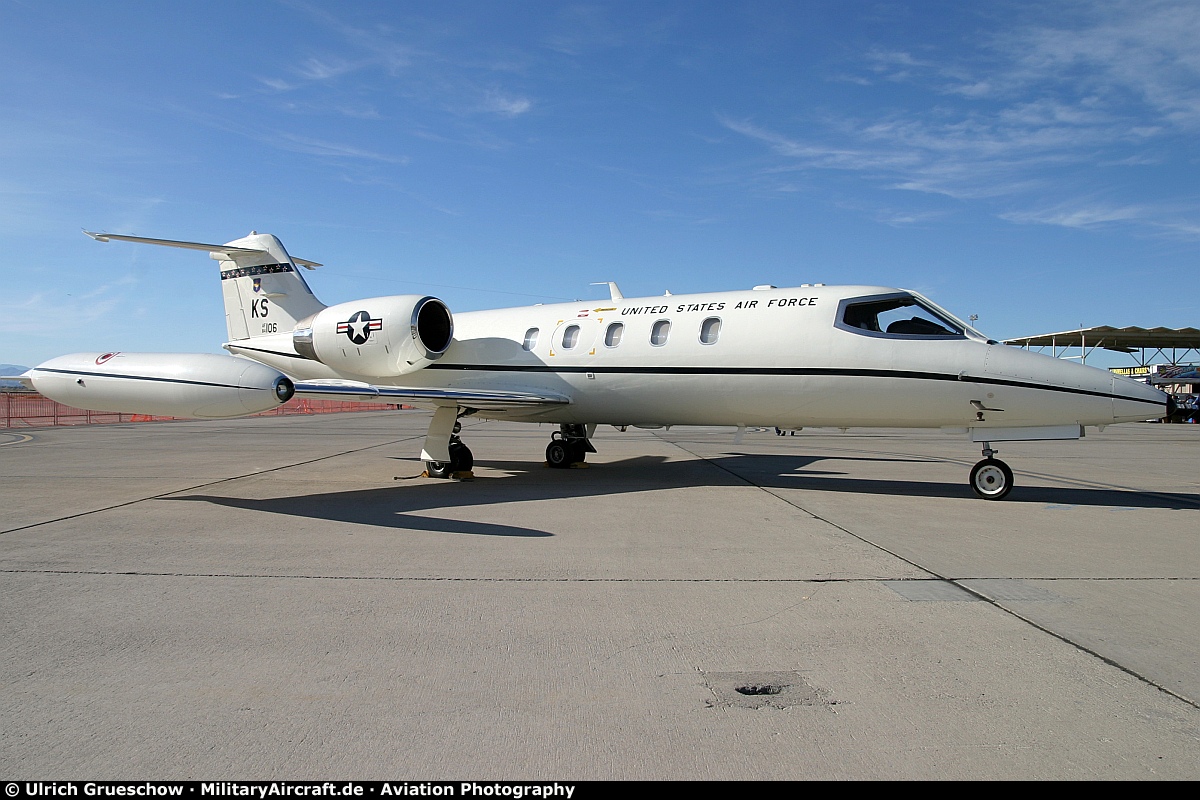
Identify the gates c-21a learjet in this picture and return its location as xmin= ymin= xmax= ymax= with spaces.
xmin=17 ymin=230 xmax=1170 ymax=500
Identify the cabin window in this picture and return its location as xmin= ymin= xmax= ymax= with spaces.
xmin=838 ymin=294 xmax=964 ymax=339
xmin=561 ymin=324 xmax=581 ymax=349
xmin=522 ymin=328 xmax=539 ymax=351
xmin=699 ymin=317 xmax=721 ymax=345
xmin=604 ymin=322 xmax=624 ymax=347
xmin=650 ymin=319 xmax=671 ymax=346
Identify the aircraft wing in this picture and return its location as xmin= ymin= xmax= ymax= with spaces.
xmin=292 ymin=380 xmax=571 ymax=411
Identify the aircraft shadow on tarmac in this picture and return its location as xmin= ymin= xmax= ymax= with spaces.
xmin=171 ymin=490 xmax=554 ymax=538
xmin=721 ymin=454 xmax=1200 ymax=509
xmin=169 ymin=452 xmax=1199 ymax=535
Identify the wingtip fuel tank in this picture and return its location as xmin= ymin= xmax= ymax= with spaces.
xmin=29 ymin=352 xmax=294 ymax=419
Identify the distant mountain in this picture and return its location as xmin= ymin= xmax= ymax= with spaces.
xmin=0 ymin=364 xmax=32 ymax=389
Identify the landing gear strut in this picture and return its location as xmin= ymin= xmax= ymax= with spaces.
xmin=546 ymin=424 xmax=595 ymax=469
xmin=426 ymin=422 xmax=474 ymax=479
xmin=970 ymin=442 xmax=1013 ymax=500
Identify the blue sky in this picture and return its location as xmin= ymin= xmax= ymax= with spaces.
xmin=2 ymin=0 xmax=1198 ymax=368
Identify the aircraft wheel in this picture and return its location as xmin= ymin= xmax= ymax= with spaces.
xmin=427 ymin=442 xmax=473 ymax=479
xmin=546 ymin=440 xmax=573 ymax=468
xmin=970 ymin=458 xmax=1013 ymax=500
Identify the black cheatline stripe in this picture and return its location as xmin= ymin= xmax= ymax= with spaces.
xmin=34 ymin=368 xmax=255 ymax=392
xmin=424 ymin=363 xmax=1165 ymax=407
xmin=217 ymin=352 xmax=1167 ymax=410
xmin=962 ymin=374 xmax=1155 ymax=405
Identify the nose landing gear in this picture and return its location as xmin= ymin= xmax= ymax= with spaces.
xmin=546 ymin=424 xmax=595 ymax=469
xmin=970 ymin=442 xmax=1013 ymax=500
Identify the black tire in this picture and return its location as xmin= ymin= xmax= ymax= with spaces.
xmin=426 ymin=460 xmax=452 ymax=479
xmin=546 ymin=440 xmax=572 ymax=468
xmin=427 ymin=442 xmax=473 ymax=478
xmin=970 ymin=458 xmax=1013 ymax=500
xmin=567 ymin=440 xmax=587 ymax=464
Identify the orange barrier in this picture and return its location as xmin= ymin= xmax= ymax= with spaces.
xmin=1 ymin=392 xmax=401 ymax=429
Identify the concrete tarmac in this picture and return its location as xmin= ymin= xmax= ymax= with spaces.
xmin=1 ymin=412 xmax=1198 ymax=780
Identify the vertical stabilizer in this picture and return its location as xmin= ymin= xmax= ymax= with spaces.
xmin=212 ymin=232 xmax=326 ymax=341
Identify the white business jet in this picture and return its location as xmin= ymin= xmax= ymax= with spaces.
xmin=19 ymin=231 xmax=1169 ymax=500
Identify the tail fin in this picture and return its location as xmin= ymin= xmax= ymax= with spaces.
xmin=84 ymin=230 xmax=327 ymax=341
xmin=211 ymin=232 xmax=326 ymax=340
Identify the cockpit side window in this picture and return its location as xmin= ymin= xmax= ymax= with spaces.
xmin=837 ymin=294 xmax=964 ymax=339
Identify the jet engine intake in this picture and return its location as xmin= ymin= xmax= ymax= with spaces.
xmin=30 ymin=353 xmax=295 ymax=419
xmin=293 ymin=295 xmax=453 ymax=377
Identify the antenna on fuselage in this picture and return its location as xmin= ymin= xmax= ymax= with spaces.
xmin=591 ymin=282 xmax=624 ymax=301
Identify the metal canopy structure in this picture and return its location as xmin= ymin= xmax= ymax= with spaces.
xmin=1004 ymin=325 xmax=1200 ymax=366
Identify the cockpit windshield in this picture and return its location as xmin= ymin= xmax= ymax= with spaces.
xmin=838 ymin=293 xmax=970 ymax=340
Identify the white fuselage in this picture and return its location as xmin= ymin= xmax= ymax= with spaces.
xmin=230 ymin=284 xmax=1166 ymax=431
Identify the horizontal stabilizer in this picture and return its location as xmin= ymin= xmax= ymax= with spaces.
xmin=293 ymin=380 xmax=570 ymax=411
xmin=83 ymin=230 xmax=322 ymax=268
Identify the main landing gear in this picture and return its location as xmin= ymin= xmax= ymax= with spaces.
xmin=970 ymin=442 xmax=1013 ymax=500
xmin=546 ymin=424 xmax=596 ymax=469
xmin=425 ymin=422 xmax=474 ymax=479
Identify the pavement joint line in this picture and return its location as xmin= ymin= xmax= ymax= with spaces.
xmin=0 ymin=432 xmax=426 ymax=538
xmin=592 ymin=594 xmax=825 ymax=668
xmin=0 ymin=569 xmax=918 ymax=582
xmin=2 ymin=569 xmax=1193 ymax=582
xmin=658 ymin=433 xmax=1200 ymax=712
xmin=660 ymin=436 xmax=944 ymax=578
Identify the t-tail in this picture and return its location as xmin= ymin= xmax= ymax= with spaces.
xmin=83 ymin=230 xmax=326 ymax=341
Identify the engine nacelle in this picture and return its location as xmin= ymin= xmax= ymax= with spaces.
xmin=292 ymin=295 xmax=453 ymax=377
xmin=29 ymin=352 xmax=295 ymax=419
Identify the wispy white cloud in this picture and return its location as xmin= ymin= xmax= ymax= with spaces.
xmin=543 ymin=4 xmax=629 ymax=56
xmin=874 ymin=209 xmax=950 ymax=228
xmin=481 ymin=91 xmax=533 ymax=118
xmin=718 ymin=116 xmax=914 ymax=171
xmin=296 ymin=56 xmax=363 ymax=81
xmin=257 ymin=77 xmax=297 ymax=92
xmin=722 ymin=1 xmax=1200 ymax=236
xmin=1000 ymin=203 xmax=1147 ymax=229
xmin=266 ymin=134 xmax=409 ymax=164
xmin=271 ymin=0 xmax=534 ymax=128
xmin=1003 ymin=0 xmax=1200 ymax=125
xmin=332 ymin=173 xmax=462 ymax=216
xmin=334 ymin=104 xmax=382 ymax=120
xmin=0 ymin=276 xmax=137 ymax=335
xmin=162 ymin=103 xmax=410 ymax=165
xmin=1151 ymin=219 xmax=1200 ymax=237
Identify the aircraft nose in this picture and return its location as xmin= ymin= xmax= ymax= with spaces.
xmin=1111 ymin=374 xmax=1169 ymax=423
xmin=983 ymin=346 xmax=1169 ymax=426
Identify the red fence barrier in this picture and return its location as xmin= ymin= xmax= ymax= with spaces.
xmin=1 ymin=392 xmax=399 ymax=429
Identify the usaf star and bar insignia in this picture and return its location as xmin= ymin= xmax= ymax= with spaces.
xmin=337 ymin=310 xmax=383 ymax=345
